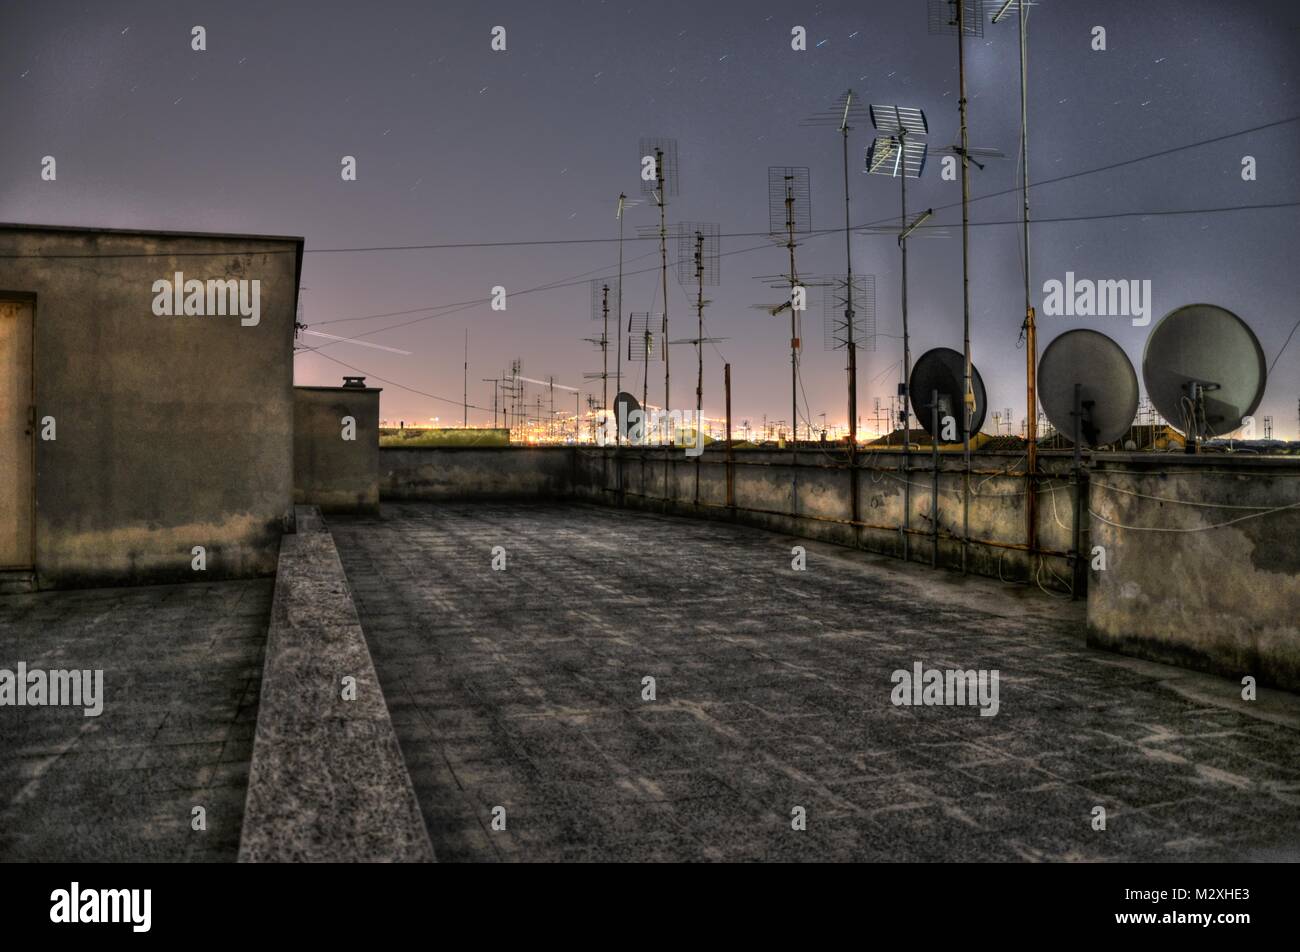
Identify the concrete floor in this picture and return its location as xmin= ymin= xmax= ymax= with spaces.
xmin=0 ymin=580 xmax=269 ymax=861
xmin=332 ymin=501 xmax=1300 ymax=862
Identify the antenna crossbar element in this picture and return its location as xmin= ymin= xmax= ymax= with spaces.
xmin=866 ymin=136 xmax=928 ymax=178
xmin=627 ymin=312 xmax=663 ymax=361
xmin=868 ymin=104 xmax=929 ymax=137
xmin=822 ymin=274 xmax=877 ymax=353
xmin=590 ymin=279 xmax=619 ymax=320
xmin=990 ymin=0 xmax=1037 ymax=24
xmin=935 ymin=144 xmax=1006 ymax=172
xmin=637 ymin=137 xmax=680 ymax=197
xmin=800 ymin=88 xmax=871 ymax=132
xmin=674 ymin=222 xmax=720 ymax=285
xmin=927 ymin=0 xmax=985 ymax=35
xmin=767 ymin=167 xmax=812 ymax=235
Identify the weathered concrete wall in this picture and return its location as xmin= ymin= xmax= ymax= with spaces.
xmin=380 ymin=446 xmax=574 ymax=500
xmin=573 ymin=446 xmax=1080 ymax=590
xmin=294 ymin=386 xmax=381 ymax=514
xmin=1088 ymin=455 xmax=1300 ymax=691
xmin=375 ymin=444 xmax=1081 ymax=591
xmin=0 ymin=224 xmax=301 ymax=588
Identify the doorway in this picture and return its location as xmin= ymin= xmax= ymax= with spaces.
xmin=0 ymin=298 xmax=34 ymax=569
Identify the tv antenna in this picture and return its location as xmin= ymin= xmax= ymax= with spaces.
xmin=866 ymin=101 xmax=929 ymax=561
xmin=668 ymin=225 xmax=724 ymax=447
xmin=583 ymin=279 xmax=618 ymax=422
xmin=1141 ymin=304 xmax=1268 ymax=452
xmin=822 ymin=274 xmax=876 ymax=355
xmin=803 ymin=88 xmax=872 ymax=476
xmin=627 ymin=311 xmax=663 ymax=418
xmin=614 ymin=193 xmax=644 ymax=403
xmin=639 ymin=136 xmax=679 ymax=415
xmin=764 ymin=166 xmax=813 ymax=445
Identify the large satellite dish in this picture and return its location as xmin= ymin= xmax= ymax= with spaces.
xmin=908 ymin=347 xmax=987 ymax=442
xmin=1038 ymin=329 xmax=1139 ymax=448
xmin=612 ymin=391 xmax=642 ymax=436
xmin=1141 ymin=304 xmax=1266 ymax=441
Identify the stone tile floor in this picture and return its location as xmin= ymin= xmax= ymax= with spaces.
xmin=0 ymin=580 xmax=270 ymax=862
xmin=331 ymin=501 xmax=1300 ymax=863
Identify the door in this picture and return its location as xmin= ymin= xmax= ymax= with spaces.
xmin=0 ymin=299 xmax=34 ymax=568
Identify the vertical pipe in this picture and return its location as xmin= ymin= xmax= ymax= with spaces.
xmin=931 ymin=390 xmax=940 ymax=568
xmin=616 ymin=194 xmax=625 ymax=447
xmin=957 ymin=0 xmax=973 ymax=575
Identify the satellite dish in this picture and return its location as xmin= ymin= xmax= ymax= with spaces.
xmin=908 ymin=347 xmax=987 ymax=442
xmin=1141 ymin=304 xmax=1267 ymax=441
xmin=1038 ymin=329 xmax=1139 ymax=448
xmin=612 ymin=391 xmax=642 ymax=435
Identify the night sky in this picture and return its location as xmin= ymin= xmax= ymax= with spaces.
xmin=3 ymin=0 xmax=1297 ymax=436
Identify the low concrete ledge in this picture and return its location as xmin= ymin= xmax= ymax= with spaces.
xmin=239 ymin=507 xmax=434 ymax=862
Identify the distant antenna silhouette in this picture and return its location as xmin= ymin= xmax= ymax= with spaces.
xmin=583 ymin=279 xmax=617 ymax=422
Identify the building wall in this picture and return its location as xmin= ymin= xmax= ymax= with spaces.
xmin=380 ymin=446 xmax=573 ymax=500
xmin=294 ymin=386 xmax=381 ymax=514
xmin=1088 ymin=455 xmax=1300 ymax=690
xmin=0 ymin=225 xmax=301 ymax=588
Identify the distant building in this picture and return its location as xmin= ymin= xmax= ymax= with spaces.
xmin=0 ymin=224 xmax=303 ymax=590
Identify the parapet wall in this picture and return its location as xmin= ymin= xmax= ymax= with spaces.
xmin=572 ymin=446 xmax=1081 ymax=590
xmin=1087 ymin=455 xmax=1300 ymax=691
xmin=379 ymin=444 xmax=1082 ymax=592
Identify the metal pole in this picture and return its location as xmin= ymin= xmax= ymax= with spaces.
xmin=463 ymin=329 xmax=468 ymax=427
xmin=1019 ymin=0 xmax=1039 ymax=558
xmin=601 ymin=285 xmax=610 ymax=421
xmin=843 ymin=119 xmax=861 ymax=543
xmin=957 ymin=0 xmax=973 ymax=575
xmin=695 ymin=232 xmax=704 ymax=507
xmin=787 ymin=179 xmax=799 ymax=450
xmin=1071 ymin=383 xmax=1084 ymax=600
xmin=900 ymin=151 xmax=912 ymax=563
xmin=725 ymin=363 xmax=735 ymax=510
xmin=658 ymin=150 xmax=670 ymax=420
